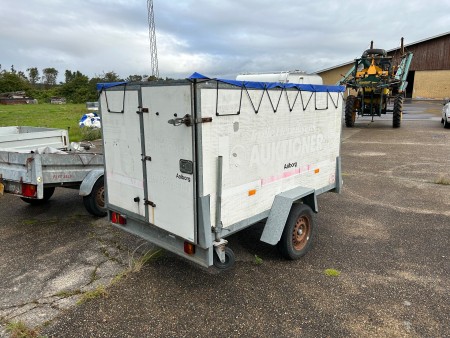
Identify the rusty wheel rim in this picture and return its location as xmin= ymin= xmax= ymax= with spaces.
xmin=95 ymin=186 xmax=105 ymax=208
xmin=292 ymin=215 xmax=311 ymax=251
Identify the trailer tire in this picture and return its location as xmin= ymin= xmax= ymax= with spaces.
xmin=393 ymin=95 xmax=403 ymax=128
xmin=277 ymin=204 xmax=315 ymax=260
xmin=20 ymin=187 xmax=55 ymax=205
xmin=345 ymin=95 xmax=356 ymax=127
xmin=83 ymin=176 xmax=107 ymax=217
xmin=213 ymin=247 xmax=235 ymax=270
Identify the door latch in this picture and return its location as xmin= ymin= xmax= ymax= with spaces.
xmin=168 ymin=114 xmax=192 ymax=127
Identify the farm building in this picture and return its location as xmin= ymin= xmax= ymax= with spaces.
xmin=317 ymin=32 xmax=450 ymax=99
xmin=0 ymin=91 xmax=37 ymax=105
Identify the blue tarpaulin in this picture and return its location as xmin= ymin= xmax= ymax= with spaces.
xmin=96 ymin=73 xmax=345 ymax=93
xmin=188 ymin=72 xmax=345 ymax=93
xmin=96 ymin=82 xmax=127 ymax=91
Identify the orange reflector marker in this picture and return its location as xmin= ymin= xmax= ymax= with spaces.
xmin=184 ymin=242 xmax=195 ymax=255
xmin=248 ymin=189 xmax=256 ymax=196
xmin=22 ymin=183 xmax=37 ymax=197
xmin=314 ymin=168 xmax=320 ymax=174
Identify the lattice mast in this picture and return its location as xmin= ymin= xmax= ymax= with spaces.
xmin=147 ymin=0 xmax=159 ymax=78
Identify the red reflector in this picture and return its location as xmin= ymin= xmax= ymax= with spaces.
xmin=22 ymin=183 xmax=37 ymax=197
xmin=111 ymin=212 xmax=126 ymax=225
xmin=184 ymin=242 xmax=195 ymax=255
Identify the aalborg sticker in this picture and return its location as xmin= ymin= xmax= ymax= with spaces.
xmin=284 ymin=162 xmax=297 ymax=169
xmin=176 ymin=173 xmax=191 ymax=183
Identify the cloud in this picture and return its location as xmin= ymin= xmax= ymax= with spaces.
xmin=1 ymin=0 xmax=449 ymax=81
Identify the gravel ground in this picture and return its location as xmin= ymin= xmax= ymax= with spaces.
xmin=1 ymin=101 xmax=449 ymax=337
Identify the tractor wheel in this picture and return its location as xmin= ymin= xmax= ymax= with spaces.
xmin=393 ymin=95 xmax=403 ymax=128
xmin=20 ymin=187 xmax=55 ymax=205
xmin=277 ymin=204 xmax=316 ymax=260
xmin=345 ymin=95 xmax=357 ymax=127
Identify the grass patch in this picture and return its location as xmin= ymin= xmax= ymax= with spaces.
xmin=434 ymin=175 xmax=450 ymax=185
xmin=80 ymin=127 xmax=102 ymax=141
xmin=254 ymin=255 xmax=263 ymax=265
xmin=0 ymin=103 xmax=88 ymax=142
xmin=324 ymin=268 xmax=341 ymax=277
xmin=76 ymin=285 xmax=107 ymax=305
xmin=128 ymin=248 xmax=164 ymax=273
xmin=6 ymin=321 xmax=42 ymax=338
xmin=55 ymin=289 xmax=81 ymax=298
xmin=22 ymin=219 xmax=38 ymax=225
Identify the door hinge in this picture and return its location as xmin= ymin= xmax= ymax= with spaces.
xmin=195 ymin=117 xmax=213 ymax=124
xmin=141 ymin=155 xmax=152 ymax=161
xmin=136 ymin=107 xmax=149 ymax=114
xmin=144 ymin=199 xmax=156 ymax=207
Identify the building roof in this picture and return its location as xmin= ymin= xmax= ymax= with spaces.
xmin=316 ymin=31 xmax=450 ymax=73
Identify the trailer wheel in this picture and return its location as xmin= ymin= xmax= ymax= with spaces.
xmin=345 ymin=95 xmax=356 ymax=127
xmin=213 ymin=247 xmax=235 ymax=270
xmin=277 ymin=204 xmax=315 ymax=260
xmin=83 ymin=176 xmax=107 ymax=217
xmin=393 ymin=94 xmax=403 ymax=128
xmin=20 ymin=187 xmax=55 ymax=205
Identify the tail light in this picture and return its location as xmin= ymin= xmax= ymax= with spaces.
xmin=111 ymin=212 xmax=127 ymax=225
xmin=22 ymin=183 xmax=37 ymax=197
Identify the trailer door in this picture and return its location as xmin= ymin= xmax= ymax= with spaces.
xmin=141 ymin=85 xmax=196 ymax=243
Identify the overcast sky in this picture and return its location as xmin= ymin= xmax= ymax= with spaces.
xmin=1 ymin=0 xmax=449 ymax=81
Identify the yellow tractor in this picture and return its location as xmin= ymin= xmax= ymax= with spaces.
xmin=339 ymin=39 xmax=413 ymax=128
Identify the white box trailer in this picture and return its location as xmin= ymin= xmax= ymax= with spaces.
xmin=236 ymin=71 xmax=323 ymax=85
xmin=99 ymin=73 xmax=344 ymax=270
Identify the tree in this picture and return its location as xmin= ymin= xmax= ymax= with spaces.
xmin=27 ymin=67 xmax=40 ymax=85
xmin=42 ymin=67 xmax=58 ymax=86
xmin=59 ymin=70 xmax=95 ymax=103
xmin=98 ymin=71 xmax=122 ymax=82
xmin=126 ymin=74 xmax=143 ymax=82
xmin=0 ymin=70 xmax=31 ymax=93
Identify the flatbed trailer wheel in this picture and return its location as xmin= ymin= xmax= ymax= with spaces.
xmin=83 ymin=176 xmax=107 ymax=217
xmin=393 ymin=94 xmax=403 ymax=128
xmin=278 ymin=204 xmax=315 ymax=260
xmin=213 ymin=247 xmax=235 ymax=270
xmin=20 ymin=187 xmax=55 ymax=205
xmin=345 ymin=95 xmax=357 ymax=127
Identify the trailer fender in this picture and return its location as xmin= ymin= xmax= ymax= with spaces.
xmin=260 ymin=186 xmax=317 ymax=246
xmin=79 ymin=169 xmax=104 ymax=196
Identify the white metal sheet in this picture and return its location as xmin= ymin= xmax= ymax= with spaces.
xmin=141 ymin=85 xmax=196 ymax=242
xmin=199 ymin=87 xmax=342 ymax=228
xmin=100 ymin=89 xmax=146 ymax=217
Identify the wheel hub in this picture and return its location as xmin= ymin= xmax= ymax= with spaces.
xmin=292 ymin=216 xmax=310 ymax=251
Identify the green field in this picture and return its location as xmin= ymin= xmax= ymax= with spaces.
xmin=0 ymin=103 xmax=92 ymax=142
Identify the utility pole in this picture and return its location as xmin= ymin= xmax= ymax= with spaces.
xmin=147 ymin=0 xmax=159 ymax=78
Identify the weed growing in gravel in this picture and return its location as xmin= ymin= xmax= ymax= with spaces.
xmin=324 ymin=268 xmax=341 ymax=277
xmin=77 ymin=285 xmax=107 ymax=305
xmin=128 ymin=246 xmax=163 ymax=272
xmin=22 ymin=219 xmax=38 ymax=225
xmin=6 ymin=321 xmax=42 ymax=338
xmin=434 ymin=175 xmax=450 ymax=185
xmin=254 ymin=255 xmax=263 ymax=265
xmin=55 ymin=289 xmax=81 ymax=298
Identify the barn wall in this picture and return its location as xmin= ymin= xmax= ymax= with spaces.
xmin=318 ymin=64 xmax=353 ymax=86
xmin=412 ymin=70 xmax=450 ymax=99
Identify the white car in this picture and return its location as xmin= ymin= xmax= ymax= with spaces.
xmin=442 ymin=100 xmax=450 ymax=128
